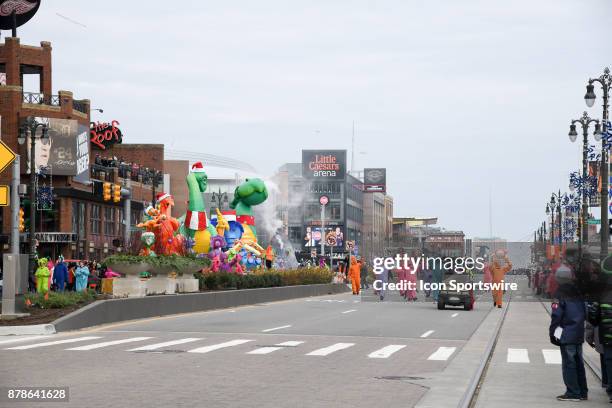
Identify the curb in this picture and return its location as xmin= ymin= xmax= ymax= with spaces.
xmin=0 ymin=324 xmax=56 ymax=336
xmin=415 ymin=302 xmax=506 ymax=408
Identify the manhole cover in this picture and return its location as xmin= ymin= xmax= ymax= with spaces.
xmin=375 ymin=376 xmax=425 ymax=381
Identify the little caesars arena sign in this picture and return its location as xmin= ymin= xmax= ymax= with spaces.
xmin=302 ymin=150 xmax=346 ymax=180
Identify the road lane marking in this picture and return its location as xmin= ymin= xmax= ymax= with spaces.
xmin=66 ymin=337 xmax=153 ymax=351
xmin=427 ymin=346 xmax=456 ymax=361
xmin=451 ymin=313 xmax=458 ymax=318
xmin=420 ymin=330 xmax=435 ymax=338
xmin=542 ymin=349 xmax=562 ymax=364
xmin=507 ymin=348 xmax=530 ymax=363
xmin=127 ymin=338 xmax=203 ymax=351
xmin=368 ymin=345 xmax=406 ymax=359
xmin=188 ymin=339 xmax=253 ymax=354
xmin=342 ymin=309 xmax=357 ymax=314
xmin=5 ymin=336 xmax=102 ymax=350
xmin=0 ymin=335 xmax=53 ymax=346
xmin=262 ymin=325 xmax=292 ymax=333
xmin=247 ymin=341 xmax=305 ymax=355
xmin=306 ymin=343 xmax=355 ymax=356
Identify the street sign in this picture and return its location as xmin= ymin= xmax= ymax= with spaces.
xmin=319 ymin=195 xmax=329 ymax=206
xmin=0 ymin=140 xmax=16 ymax=173
xmin=0 ymin=185 xmax=8 ymax=206
xmin=587 ymin=219 xmax=601 ymax=225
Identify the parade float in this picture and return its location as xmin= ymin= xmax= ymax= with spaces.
xmin=103 ymin=161 xmax=270 ymax=297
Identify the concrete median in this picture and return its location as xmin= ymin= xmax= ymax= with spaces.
xmin=52 ymin=283 xmax=350 ymax=332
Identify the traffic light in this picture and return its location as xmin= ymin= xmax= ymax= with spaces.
xmin=103 ymin=182 xmax=111 ymax=201
xmin=113 ymin=184 xmax=121 ymax=203
xmin=18 ymin=207 xmax=24 ymax=232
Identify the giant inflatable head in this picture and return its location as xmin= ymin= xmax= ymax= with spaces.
xmin=230 ymin=178 xmax=268 ymax=208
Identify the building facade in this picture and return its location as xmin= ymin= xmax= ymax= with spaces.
xmin=0 ymin=37 xmax=162 ymax=261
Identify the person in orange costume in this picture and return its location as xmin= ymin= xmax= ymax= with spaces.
xmin=349 ymin=256 xmax=361 ymax=295
xmin=490 ymin=252 xmax=512 ymax=308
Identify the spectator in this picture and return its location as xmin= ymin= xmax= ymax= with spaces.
xmin=549 ymin=265 xmax=588 ymax=402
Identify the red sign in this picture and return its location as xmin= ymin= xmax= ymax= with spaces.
xmin=90 ymin=120 xmax=123 ymax=150
xmin=319 ymin=195 xmax=329 ymax=206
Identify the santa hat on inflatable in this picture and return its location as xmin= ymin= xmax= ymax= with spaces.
xmin=191 ymin=161 xmax=206 ymax=173
xmin=156 ymin=192 xmax=172 ymax=204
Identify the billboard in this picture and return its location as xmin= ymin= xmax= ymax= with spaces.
xmin=22 ymin=117 xmax=90 ymax=178
xmin=302 ymin=150 xmax=346 ymax=180
xmin=363 ymin=168 xmax=386 ymax=192
xmin=304 ymin=225 xmax=344 ymax=248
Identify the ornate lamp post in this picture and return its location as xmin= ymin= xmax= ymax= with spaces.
xmin=569 ymin=111 xmax=601 ymax=245
xmin=17 ymin=117 xmax=49 ymax=279
xmin=211 ymin=188 xmax=228 ymax=211
xmin=584 ymin=67 xmax=611 ymax=261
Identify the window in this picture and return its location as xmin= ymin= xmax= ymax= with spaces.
xmin=72 ymin=201 xmax=86 ymax=237
xmin=104 ymin=207 xmax=115 ymax=236
xmin=90 ymin=204 xmax=101 ymax=235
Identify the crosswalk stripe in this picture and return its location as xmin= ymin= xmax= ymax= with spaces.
xmin=188 ymin=339 xmax=253 ymax=354
xmin=507 ymin=348 xmax=530 ymax=363
xmin=66 ymin=337 xmax=153 ymax=351
xmin=0 ymin=335 xmax=53 ymax=346
xmin=127 ymin=338 xmax=203 ymax=351
xmin=451 ymin=313 xmax=458 ymax=318
xmin=420 ymin=330 xmax=435 ymax=338
xmin=342 ymin=309 xmax=357 ymax=314
xmin=247 ymin=341 xmax=305 ymax=355
xmin=5 ymin=336 xmax=102 ymax=350
xmin=368 ymin=345 xmax=406 ymax=359
xmin=306 ymin=343 xmax=355 ymax=356
xmin=542 ymin=349 xmax=562 ymax=364
xmin=427 ymin=346 xmax=456 ymax=361
xmin=262 ymin=325 xmax=291 ymax=333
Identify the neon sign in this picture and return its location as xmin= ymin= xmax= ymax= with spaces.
xmin=90 ymin=120 xmax=122 ymax=150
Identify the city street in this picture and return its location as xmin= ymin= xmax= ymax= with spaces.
xmin=3 ymin=277 xmax=605 ymax=407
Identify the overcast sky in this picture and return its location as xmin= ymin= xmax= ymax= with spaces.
xmin=11 ymin=0 xmax=611 ymax=240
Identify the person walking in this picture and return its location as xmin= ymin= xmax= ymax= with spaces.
xmin=490 ymin=251 xmax=512 ymax=308
xmin=360 ymin=260 xmax=369 ymax=290
xmin=549 ymin=266 xmax=588 ymax=402
xmin=348 ymin=256 xmax=361 ymax=295
xmin=75 ymin=261 xmax=90 ymax=292
xmin=586 ymin=302 xmax=608 ymax=393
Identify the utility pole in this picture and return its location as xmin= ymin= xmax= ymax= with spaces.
xmin=123 ymin=172 xmax=132 ymax=251
xmin=11 ymin=155 xmax=20 ymax=254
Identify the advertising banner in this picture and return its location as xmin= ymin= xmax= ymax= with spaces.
xmin=304 ymin=225 xmax=344 ymax=248
xmin=363 ymin=168 xmax=386 ymax=192
xmin=302 ymin=150 xmax=346 ymax=180
xmin=22 ymin=117 xmax=89 ymax=179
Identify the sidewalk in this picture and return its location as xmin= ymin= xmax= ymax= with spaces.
xmin=474 ymin=301 xmax=607 ymax=407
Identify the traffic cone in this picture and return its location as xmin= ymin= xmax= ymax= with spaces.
xmin=44 ymin=292 xmax=49 ymax=301
xmin=25 ymin=298 xmax=32 ymax=307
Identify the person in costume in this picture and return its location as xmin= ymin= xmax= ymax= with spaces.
xmin=75 ymin=261 xmax=90 ymax=292
xmin=490 ymin=250 xmax=512 ymax=308
xmin=53 ymin=255 xmax=68 ymax=292
xmin=349 ymin=256 xmax=361 ymax=295
xmin=35 ymin=258 xmax=50 ymax=294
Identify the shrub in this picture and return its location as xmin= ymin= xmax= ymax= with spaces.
xmin=195 ymin=267 xmax=333 ymax=291
xmin=25 ymin=289 xmax=97 ymax=309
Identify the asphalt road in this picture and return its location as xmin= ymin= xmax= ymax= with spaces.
xmin=0 ymin=286 xmax=493 ymax=408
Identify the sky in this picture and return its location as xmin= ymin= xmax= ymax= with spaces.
xmin=8 ymin=0 xmax=611 ymax=240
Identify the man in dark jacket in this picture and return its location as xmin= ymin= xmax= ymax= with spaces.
xmin=53 ymin=256 xmax=68 ymax=292
xmin=549 ymin=282 xmax=588 ymax=401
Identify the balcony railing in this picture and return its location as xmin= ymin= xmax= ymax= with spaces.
xmin=22 ymin=92 xmax=60 ymax=106
xmin=73 ymin=99 xmax=88 ymax=114
xmin=22 ymin=92 xmax=87 ymax=114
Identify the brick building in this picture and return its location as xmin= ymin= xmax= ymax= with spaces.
xmin=0 ymin=37 xmax=163 ymax=261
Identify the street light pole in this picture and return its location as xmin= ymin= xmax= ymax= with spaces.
xmin=18 ymin=118 xmax=48 ymax=281
xmin=569 ymin=111 xmax=601 ymax=246
xmin=585 ymin=67 xmax=611 ymax=261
